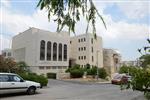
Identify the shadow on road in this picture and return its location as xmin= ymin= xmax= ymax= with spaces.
xmin=0 ymin=92 xmax=41 ymax=98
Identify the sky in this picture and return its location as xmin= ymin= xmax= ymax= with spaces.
xmin=0 ymin=0 xmax=150 ymax=61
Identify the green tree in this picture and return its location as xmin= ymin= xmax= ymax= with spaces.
xmin=121 ymin=38 xmax=150 ymax=100
xmin=37 ymin=0 xmax=106 ymax=38
xmin=0 ymin=55 xmax=17 ymax=73
xmin=17 ymin=61 xmax=29 ymax=72
xmin=140 ymin=54 xmax=150 ymax=68
xmin=98 ymin=68 xmax=107 ymax=79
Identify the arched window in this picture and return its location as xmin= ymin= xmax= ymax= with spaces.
xmin=53 ymin=42 xmax=57 ymax=61
xmin=64 ymin=44 xmax=67 ymax=61
xmin=47 ymin=41 xmax=51 ymax=60
xmin=40 ymin=40 xmax=45 ymax=60
xmin=58 ymin=43 xmax=62 ymax=61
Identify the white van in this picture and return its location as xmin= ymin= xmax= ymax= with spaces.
xmin=0 ymin=73 xmax=41 ymax=95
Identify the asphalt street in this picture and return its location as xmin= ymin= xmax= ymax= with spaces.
xmin=0 ymin=79 xmax=145 ymax=100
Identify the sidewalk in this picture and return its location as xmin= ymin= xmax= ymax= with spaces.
xmin=61 ymin=78 xmax=111 ymax=84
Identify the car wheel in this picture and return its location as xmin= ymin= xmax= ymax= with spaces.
xmin=27 ymin=87 xmax=36 ymax=95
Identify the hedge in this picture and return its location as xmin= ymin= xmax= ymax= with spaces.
xmin=19 ymin=73 xmax=48 ymax=86
xmin=70 ymin=69 xmax=84 ymax=78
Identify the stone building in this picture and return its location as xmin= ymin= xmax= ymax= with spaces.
xmin=103 ymin=48 xmax=121 ymax=78
xmin=1 ymin=49 xmax=12 ymax=58
xmin=69 ymin=33 xmax=103 ymax=68
xmin=12 ymin=27 xmax=70 ymax=75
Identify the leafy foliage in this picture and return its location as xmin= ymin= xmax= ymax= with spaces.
xmin=0 ymin=55 xmax=17 ymax=72
xmin=120 ymin=38 xmax=150 ymax=100
xmin=0 ymin=55 xmax=48 ymax=86
xmin=37 ymin=0 xmax=107 ymax=37
xmin=119 ymin=65 xmax=138 ymax=76
xmin=119 ymin=66 xmax=150 ymax=100
xmin=66 ymin=64 xmax=84 ymax=78
xmin=98 ymin=68 xmax=107 ymax=79
xmin=70 ymin=69 xmax=84 ymax=78
xmin=19 ymin=73 xmax=48 ymax=86
xmin=66 ymin=64 xmax=107 ymax=79
xmin=140 ymin=54 xmax=150 ymax=68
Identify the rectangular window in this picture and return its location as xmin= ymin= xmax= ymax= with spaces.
xmin=84 ymin=38 xmax=86 ymax=41
xmin=62 ymin=66 xmax=66 ymax=69
xmin=8 ymin=52 xmax=11 ymax=56
xmin=92 ymin=56 xmax=94 ymax=62
xmin=64 ymin=45 xmax=67 ymax=61
xmin=84 ymin=56 xmax=86 ymax=59
xmin=81 ymin=56 xmax=83 ymax=60
xmin=79 ymin=48 xmax=80 ymax=51
xmin=91 ymin=38 xmax=93 ymax=44
xmin=79 ymin=56 xmax=80 ymax=60
xmin=84 ymin=47 xmax=86 ymax=51
xmin=52 ymin=66 xmax=56 ymax=69
xmin=0 ymin=75 xmax=9 ymax=82
xmin=91 ymin=47 xmax=93 ymax=52
xmin=46 ymin=66 xmax=51 ymax=69
xmin=78 ymin=39 xmax=80 ymax=42
xmin=39 ymin=66 xmax=44 ymax=70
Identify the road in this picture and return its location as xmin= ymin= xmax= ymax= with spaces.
xmin=0 ymin=79 xmax=145 ymax=100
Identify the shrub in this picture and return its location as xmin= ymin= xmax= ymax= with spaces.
xmin=47 ymin=72 xmax=56 ymax=79
xmin=70 ymin=69 xmax=84 ymax=78
xmin=19 ymin=73 xmax=48 ymax=86
xmin=87 ymin=67 xmax=97 ymax=76
xmin=98 ymin=68 xmax=107 ymax=79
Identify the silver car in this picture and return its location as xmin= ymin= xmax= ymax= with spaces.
xmin=0 ymin=73 xmax=41 ymax=95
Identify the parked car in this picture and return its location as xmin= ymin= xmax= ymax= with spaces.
xmin=111 ymin=74 xmax=131 ymax=85
xmin=0 ymin=73 xmax=41 ymax=95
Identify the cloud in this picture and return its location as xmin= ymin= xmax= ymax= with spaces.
xmin=116 ymin=1 xmax=150 ymax=19
xmin=1 ymin=0 xmax=150 ymax=60
xmin=0 ymin=0 xmax=11 ymax=8
xmin=1 ymin=6 xmax=58 ymax=36
xmin=99 ymin=18 xmax=149 ymax=40
xmin=0 ymin=4 xmax=59 ymax=52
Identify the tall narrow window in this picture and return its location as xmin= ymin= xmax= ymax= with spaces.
xmin=53 ymin=42 xmax=57 ymax=61
xmin=91 ymin=47 xmax=93 ymax=52
xmin=92 ymin=56 xmax=94 ymax=62
xmin=40 ymin=40 xmax=45 ymax=60
xmin=64 ymin=44 xmax=67 ymax=61
xmin=84 ymin=38 xmax=86 ymax=41
xmin=47 ymin=41 xmax=51 ymax=60
xmin=91 ymin=38 xmax=93 ymax=44
xmin=59 ymin=43 xmax=62 ymax=61
xmin=84 ymin=47 xmax=86 ymax=51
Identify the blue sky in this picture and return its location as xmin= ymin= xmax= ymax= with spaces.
xmin=0 ymin=0 xmax=150 ymax=61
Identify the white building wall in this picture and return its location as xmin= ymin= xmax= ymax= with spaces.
xmin=12 ymin=27 xmax=69 ymax=75
xmin=70 ymin=33 xmax=103 ymax=68
xmin=103 ymin=49 xmax=121 ymax=78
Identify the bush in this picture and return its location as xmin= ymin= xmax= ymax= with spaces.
xmin=47 ymin=73 xmax=56 ymax=79
xmin=121 ymin=68 xmax=150 ymax=100
xmin=145 ymin=92 xmax=150 ymax=100
xmin=19 ymin=73 xmax=48 ymax=86
xmin=70 ymin=69 xmax=84 ymax=78
xmin=98 ymin=68 xmax=107 ymax=79
xmin=119 ymin=66 xmax=138 ymax=76
xmin=87 ymin=67 xmax=97 ymax=76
